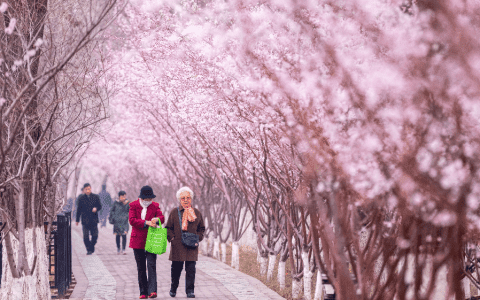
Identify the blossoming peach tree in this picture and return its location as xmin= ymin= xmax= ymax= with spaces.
xmin=0 ymin=1 xmax=125 ymax=299
xmin=92 ymin=0 xmax=480 ymax=299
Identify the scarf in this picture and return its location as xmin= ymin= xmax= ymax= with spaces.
xmin=181 ymin=203 xmax=197 ymax=231
xmin=139 ymin=199 xmax=152 ymax=220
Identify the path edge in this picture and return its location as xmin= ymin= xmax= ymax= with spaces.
xmin=198 ymin=254 xmax=286 ymax=300
xmin=69 ymin=228 xmax=88 ymax=299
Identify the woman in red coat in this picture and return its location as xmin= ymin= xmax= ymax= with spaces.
xmin=129 ymin=186 xmax=165 ymax=299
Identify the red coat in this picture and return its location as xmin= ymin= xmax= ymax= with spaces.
xmin=128 ymin=199 xmax=165 ymax=249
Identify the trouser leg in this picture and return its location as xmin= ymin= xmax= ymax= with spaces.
xmin=82 ymin=224 xmax=91 ymax=252
xmin=170 ymin=261 xmax=184 ymax=293
xmin=146 ymin=251 xmax=157 ymax=294
xmin=116 ymin=235 xmax=121 ymax=250
xmin=185 ymin=261 xmax=196 ymax=294
xmin=90 ymin=224 xmax=98 ymax=252
xmin=133 ymin=249 xmax=148 ymax=296
xmin=122 ymin=235 xmax=127 ymax=250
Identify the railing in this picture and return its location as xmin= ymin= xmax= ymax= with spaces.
xmin=0 ymin=212 xmax=72 ymax=297
xmin=51 ymin=212 xmax=73 ymax=297
xmin=0 ymin=221 xmax=5 ymax=288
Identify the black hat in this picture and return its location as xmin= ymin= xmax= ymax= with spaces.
xmin=118 ymin=190 xmax=126 ymax=197
xmin=139 ymin=185 xmax=156 ymax=199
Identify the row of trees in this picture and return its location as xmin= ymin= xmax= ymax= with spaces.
xmin=0 ymin=1 xmax=126 ymax=299
xmin=85 ymin=0 xmax=480 ymax=299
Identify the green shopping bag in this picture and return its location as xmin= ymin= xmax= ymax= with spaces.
xmin=145 ymin=226 xmax=167 ymax=255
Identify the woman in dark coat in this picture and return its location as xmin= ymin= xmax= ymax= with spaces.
xmin=109 ymin=190 xmax=130 ymax=254
xmin=129 ymin=186 xmax=165 ymax=299
xmin=165 ymin=186 xmax=205 ymax=299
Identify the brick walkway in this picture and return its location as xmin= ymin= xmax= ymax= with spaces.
xmin=69 ymin=223 xmax=284 ymax=300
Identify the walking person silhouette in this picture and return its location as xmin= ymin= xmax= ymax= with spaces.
xmin=98 ymin=184 xmax=113 ymax=228
xmin=129 ymin=186 xmax=165 ymax=299
xmin=109 ymin=190 xmax=130 ymax=254
xmin=166 ymin=186 xmax=205 ymax=298
xmin=75 ymin=183 xmax=102 ymax=255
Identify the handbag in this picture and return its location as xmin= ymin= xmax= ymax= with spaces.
xmin=145 ymin=225 xmax=167 ymax=255
xmin=108 ymin=214 xmax=114 ymax=225
xmin=177 ymin=208 xmax=199 ymax=248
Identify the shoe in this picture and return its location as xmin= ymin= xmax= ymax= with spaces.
xmin=122 ymin=249 xmax=127 ymax=255
xmin=148 ymin=292 xmax=157 ymax=298
xmin=169 ymin=291 xmax=176 ymax=297
xmin=117 ymin=249 xmax=121 ymax=255
xmin=86 ymin=251 xmax=93 ymax=255
xmin=139 ymin=295 xmax=147 ymax=299
xmin=187 ymin=293 xmax=195 ymax=298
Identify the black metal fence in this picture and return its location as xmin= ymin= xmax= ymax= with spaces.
xmin=0 ymin=221 xmax=5 ymax=288
xmin=50 ymin=212 xmax=73 ymax=296
xmin=0 ymin=212 xmax=72 ymax=297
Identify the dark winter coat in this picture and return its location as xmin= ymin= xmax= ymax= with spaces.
xmin=166 ymin=206 xmax=205 ymax=261
xmin=129 ymin=199 xmax=165 ymax=249
xmin=75 ymin=194 xmax=102 ymax=224
xmin=109 ymin=200 xmax=130 ymax=235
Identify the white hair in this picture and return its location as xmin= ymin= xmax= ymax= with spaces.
xmin=176 ymin=186 xmax=194 ymax=201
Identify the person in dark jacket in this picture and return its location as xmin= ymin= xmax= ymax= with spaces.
xmin=76 ymin=183 xmax=102 ymax=255
xmin=98 ymin=184 xmax=113 ymax=228
xmin=129 ymin=186 xmax=165 ymax=299
xmin=109 ymin=190 xmax=130 ymax=255
xmin=165 ymin=186 xmax=205 ymax=299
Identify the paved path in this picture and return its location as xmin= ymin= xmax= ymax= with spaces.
xmin=69 ymin=223 xmax=284 ymax=300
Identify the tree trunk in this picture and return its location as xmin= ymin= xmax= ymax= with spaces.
xmin=314 ymin=270 xmax=323 ymax=300
xmin=292 ymin=277 xmax=303 ymax=299
xmin=231 ymin=241 xmax=240 ymax=270
xmin=221 ymin=242 xmax=227 ymax=263
xmin=463 ymin=277 xmax=471 ymax=299
xmin=201 ymin=235 xmax=209 ymax=256
xmin=267 ymin=254 xmax=276 ymax=281
xmin=399 ymin=253 xmax=451 ymax=300
xmin=434 ymin=264 xmax=450 ymax=300
xmin=278 ymin=261 xmax=286 ymax=290
xmin=259 ymin=255 xmax=268 ymax=276
xmin=1 ymin=227 xmax=50 ymax=300
xmin=213 ymin=236 xmax=220 ymax=260
xmin=302 ymin=251 xmax=313 ymax=300
xmin=207 ymin=235 xmax=215 ymax=257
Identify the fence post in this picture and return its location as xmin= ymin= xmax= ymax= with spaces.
xmin=0 ymin=222 xmax=3 ymax=288
xmin=56 ymin=213 xmax=67 ymax=296
xmin=66 ymin=211 xmax=72 ymax=288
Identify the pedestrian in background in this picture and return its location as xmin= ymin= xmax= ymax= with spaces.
xmin=76 ymin=183 xmax=102 ymax=255
xmin=99 ymin=184 xmax=113 ymax=228
xmin=109 ymin=190 xmax=130 ymax=255
xmin=72 ymin=186 xmax=84 ymax=221
xmin=62 ymin=196 xmax=75 ymax=214
xmin=166 ymin=186 xmax=205 ymax=299
xmin=129 ymin=185 xmax=165 ymax=299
